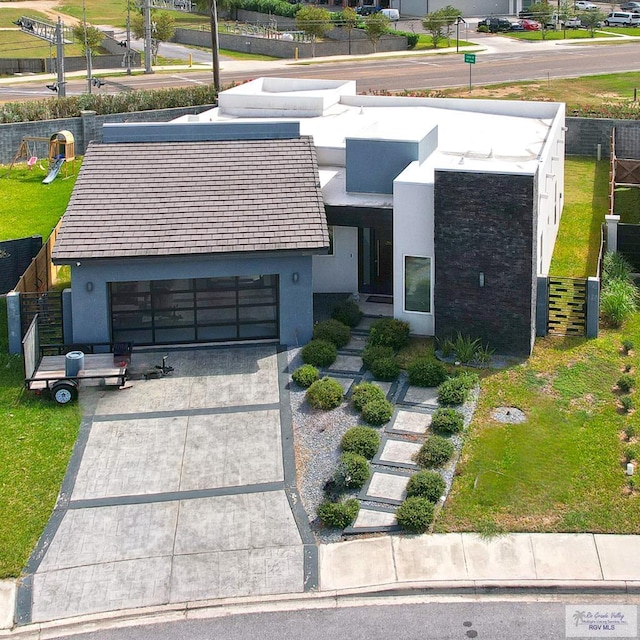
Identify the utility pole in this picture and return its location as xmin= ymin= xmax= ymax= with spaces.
xmin=144 ymin=0 xmax=154 ymax=73
xmin=209 ymin=0 xmax=220 ymax=92
xmin=82 ymin=0 xmax=92 ymax=94
xmin=126 ymin=1 xmax=132 ymax=75
xmin=55 ymin=17 xmax=66 ymax=97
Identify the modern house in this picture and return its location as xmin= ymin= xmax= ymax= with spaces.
xmin=52 ymin=77 xmax=566 ymax=356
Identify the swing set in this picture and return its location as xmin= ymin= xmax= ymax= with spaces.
xmin=6 ymin=131 xmax=76 ymax=181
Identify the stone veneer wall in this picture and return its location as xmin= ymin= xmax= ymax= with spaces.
xmin=433 ymin=171 xmax=537 ymax=357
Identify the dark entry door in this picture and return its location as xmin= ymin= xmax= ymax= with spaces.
xmin=359 ymin=226 xmax=393 ymax=295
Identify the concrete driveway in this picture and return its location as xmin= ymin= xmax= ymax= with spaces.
xmin=18 ymin=346 xmax=314 ymax=624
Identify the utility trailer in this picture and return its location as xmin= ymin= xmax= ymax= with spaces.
xmin=23 ymin=315 xmax=131 ymax=405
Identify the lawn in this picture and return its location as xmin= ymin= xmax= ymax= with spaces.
xmin=614 ymin=185 xmax=640 ymax=223
xmin=506 ymin=27 xmax=613 ymax=40
xmin=0 ymin=9 xmax=52 ymax=29
xmin=438 ymin=157 xmax=640 ymax=534
xmin=1 ymin=162 xmax=79 ymax=242
xmin=0 ymin=30 xmax=86 ymax=60
xmin=550 ymin=157 xmax=609 ymax=277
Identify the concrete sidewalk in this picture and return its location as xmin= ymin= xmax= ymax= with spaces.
xmin=319 ymin=533 xmax=640 ymax=592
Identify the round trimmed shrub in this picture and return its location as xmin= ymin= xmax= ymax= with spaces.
xmin=331 ymin=299 xmax=363 ymax=328
xmin=352 ymin=382 xmax=386 ymax=412
xmin=306 ymin=377 xmax=344 ymax=410
xmin=406 ymin=470 xmax=446 ymax=502
xmin=362 ymin=344 xmax=395 ymax=371
xmin=395 ymin=496 xmax=435 ymax=533
xmin=301 ymin=339 xmax=337 ymax=367
xmin=407 ymin=357 xmax=447 ymax=387
xmin=370 ymin=356 xmax=400 ymax=382
xmin=313 ymin=319 xmax=351 ymax=348
xmin=337 ymin=452 xmax=370 ymax=489
xmin=437 ymin=377 xmax=469 ymax=406
xmin=431 ymin=407 xmax=464 ymax=435
xmin=368 ymin=318 xmax=410 ymax=350
xmin=291 ymin=364 xmax=319 ymax=389
xmin=318 ymin=499 xmax=359 ymax=529
xmin=362 ymin=398 xmax=394 ymax=426
xmin=415 ymin=435 xmax=454 ymax=468
xmin=618 ymin=374 xmax=635 ymax=393
xmin=341 ymin=426 xmax=381 ymax=459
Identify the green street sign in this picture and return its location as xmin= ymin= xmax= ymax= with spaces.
xmin=464 ymin=53 xmax=476 ymax=64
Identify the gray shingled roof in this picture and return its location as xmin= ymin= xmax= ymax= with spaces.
xmin=52 ymin=137 xmax=328 ymax=261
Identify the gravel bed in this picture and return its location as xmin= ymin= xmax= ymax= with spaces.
xmin=287 ymin=348 xmax=480 ymax=543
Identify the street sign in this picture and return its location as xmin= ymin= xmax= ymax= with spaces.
xmin=464 ymin=53 xmax=476 ymax=64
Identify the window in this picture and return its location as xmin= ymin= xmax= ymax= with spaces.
xmin=404 ymin=256 xmax=431 ymax=313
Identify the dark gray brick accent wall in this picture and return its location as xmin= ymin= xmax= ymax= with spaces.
xmin=566 ymin=117 xmax=640 ymax=158
xmin=434 ymin=171 xmax=537 ymax=357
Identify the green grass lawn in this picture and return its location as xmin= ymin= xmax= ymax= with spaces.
xmin=550 ymin=157 xmax=609 ymax=277
xmin=0 ymin=9 xmax=52 ymax=29
xmin=614 ymin=186 xmax=640 ymax=223
xmin=1 ymin=163 xmax=79 ymax=241
xmin=0 ymin=30 xmax=86 ymax=60
xmin=506 ymin=28 xmax=613 ymax=40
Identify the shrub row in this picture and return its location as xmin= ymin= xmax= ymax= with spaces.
xmin=0 ymin=85 xmax=216 ymax=123
xmin=437 ymin=371 xmax=478 ymax=406
xmin=313 ymin=319 xmax=351 ymax=348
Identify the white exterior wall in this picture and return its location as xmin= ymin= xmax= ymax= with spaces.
xmin=392 ymin=163 xmax=435 ymax=336
xmin=535 ymin=104 xmax=566 ymax=275
xmin=312 ymin=226 xmax=359 ymax=294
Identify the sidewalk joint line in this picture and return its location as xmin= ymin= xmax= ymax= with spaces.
xmin=592 ymin=533 xmax=605 ymax=581
xmin=91 ymin=403 xmax=281 ymax=422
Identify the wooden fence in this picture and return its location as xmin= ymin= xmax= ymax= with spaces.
xmin=14 ymin=220 xmax=63 ymax=294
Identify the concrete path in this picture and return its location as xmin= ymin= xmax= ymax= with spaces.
xmin=319 ymin=533 xmax=640 ymax=592
xmin=16 ymin=346 xmax=314 ymax=625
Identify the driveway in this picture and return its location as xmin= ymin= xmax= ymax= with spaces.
xmin=18 ymin=346 xmax=314 ymax=624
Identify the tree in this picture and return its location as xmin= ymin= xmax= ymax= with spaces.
xmin=440 ymin=5 xmax=462 ymax=46
xmin=295 ymin=6 xmax=332 ymax=57
xmin=72 ymin=23 xmax=104 ymax=56
xmin=340 ymin=6 xmax=359 ymax=55
xmin=528 ymin=1 xmax=555 ymax=39
xmin=363 ymin=12 xmax=390 ymax=53
xmin=131 ymin=10 xmax=175 ymax=65
xmin=579 ymin=8 xmax=605 ymax=36
xmin=422 ymin=8 xmax=447 ymax=49
xmin=192 ymin=0 xmax=221 ymax=92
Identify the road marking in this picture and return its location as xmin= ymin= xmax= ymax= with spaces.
xmin=172 ymin=75 xmax=205 ymax=85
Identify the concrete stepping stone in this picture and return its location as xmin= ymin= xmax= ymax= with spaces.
xmin=328 ymin=376 xmax=356 ymax=395
xmin=343 ymin=334 xmax=368 ymax=352
xmin=327 ymin=354 xmax=364 ymax=374
xmin=389 ymin=410 xmax=432 ymax=435
xmin=346 ymin=506 xmax=399 ymax=534
xmin=372 ymin=436 xmax=421 ymax=470
xmin=360 ymin=470 xmax=411 ymax=505
xmin=400 ymin=385 xmax=440 ymax=407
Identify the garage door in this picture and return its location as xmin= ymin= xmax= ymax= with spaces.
xmin=110 ymin=275 xmax=279 ymax=345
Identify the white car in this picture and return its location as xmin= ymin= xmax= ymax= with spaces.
xmin=575 ymin=1 xmax=598 ymax=9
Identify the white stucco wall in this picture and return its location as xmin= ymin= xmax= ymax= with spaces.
xmin=312 ymin=226 xmax=359 ymax=294
xmin=392 ymin=162 xmax=435 ymax=336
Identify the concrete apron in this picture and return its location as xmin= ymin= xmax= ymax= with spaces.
xmin=14 ymin=345 xmax=315 ymax=626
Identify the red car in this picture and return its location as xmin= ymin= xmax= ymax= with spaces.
xmin=519 ymin=18 xmax=540 ymax=29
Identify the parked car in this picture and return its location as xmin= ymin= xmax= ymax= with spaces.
xmin=356 ymin=5 xmax=380 ymax=15
xmin=520 ymin=18 xmax=541 ymax=29
xmin=380 ymin=7 xmax=399 ymax=20
xmin=575 ymin=1 xmax=598 ymax=9
xmin=604 ymin=10 xmax=640 ymax=24
xmin=510 ymin=20 xmax=525 ymax=29
xmin=477 ymin=16 xmax=512 ymax=31
xmin=620 ymin=1 xmax=640 ymax=10
xmin=561 ymin=15 xmax=582 ymax=27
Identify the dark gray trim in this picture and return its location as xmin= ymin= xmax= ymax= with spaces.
xmin=358 ymin=466 xmax=412 ymax=506
xmin=371 ymin=435 xmax=420 ymax=471
xmin=324 ymin=206 xmax=392 ymax=231
xmin=277 ymin=348 xmax=318 ymax=591
xmin=15 ymin=574 xmax=33 ymax=626
xmin=68 ymin=481 xmax=285 ymax=510
xmin=91 ymin=403 xmax=281 ymax=423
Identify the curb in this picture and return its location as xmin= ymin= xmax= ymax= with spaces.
xmin=3 ymin=580 xmax=640 ymax=637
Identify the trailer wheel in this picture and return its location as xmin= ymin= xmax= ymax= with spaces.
xmin=51 ymin=381 xmax=78 ymax=405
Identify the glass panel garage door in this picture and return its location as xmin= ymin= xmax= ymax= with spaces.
xmin=110 ymin=275 xmax=279 ymax=345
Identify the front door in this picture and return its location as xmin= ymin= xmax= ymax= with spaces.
xmin=358 ymin=225 xmax=393 ymax=295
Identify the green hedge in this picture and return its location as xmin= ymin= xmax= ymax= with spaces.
xmin=238 ymin=0 xmax=301 ymax=17
xmin=0 ymin=85 xmax=217 ymax=124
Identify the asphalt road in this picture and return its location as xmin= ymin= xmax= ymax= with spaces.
xmin=48 ymin=598 xmax=640 ymax=640
xmin=2 ymin=38 xmax=640 ymax=102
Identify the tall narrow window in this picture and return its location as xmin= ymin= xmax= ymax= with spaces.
xmin=404 ymin=256 xmax=431 ymax=313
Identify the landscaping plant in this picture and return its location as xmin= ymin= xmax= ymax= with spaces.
xmin=617 ymin=374 xmax=635 ymax=393
xmin=341 ymin=426 xmax=381 ymax=459
xmin=415 ymin=435 xmax=454 ymax=468
xmin=362 ymin=344 xmax=395 ymax=371
xmin=369 ymin=356 xmax=400 ymax=382
xmin=301 ymin=339 xmax=337 ymax=367
xmin=451 ymin=332 xmax=481 ymax=364
xmin=395 ymin=496 xmax=435 ymax=532
xmin=318 ymin=499 xmax=359 ymax=529
xmin=621 ymin=395 xmax=635 ymax=413
xmin=352 ymin=382 xmax=387 ymax=411
xmin=368 ymin=318 xmax=411 ymax=350
xmin=405 ymin=470 xmax=446 ymax=502
xmin=336 ymin=452 xmax=370 ymax=489
xmin=312 ymin=319 xmax=351 ymax=348
xmin=361 ymin=397 xmax=394 ymax=426
xmin=331 ymin=299 xmax=363 ymax=328
xmin=407 ymin=357 xmax=447 ymax=387
xmin=291 ymin=364 xmax=319 ymax=388
xmin=306 ymin=377 xmax=344 ymax=410
xmin=430 ymin=407 xmax=464 ymax=435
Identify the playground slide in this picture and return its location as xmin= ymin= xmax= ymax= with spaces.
xmin=42 ymin=157 xmax=65 ymax=185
